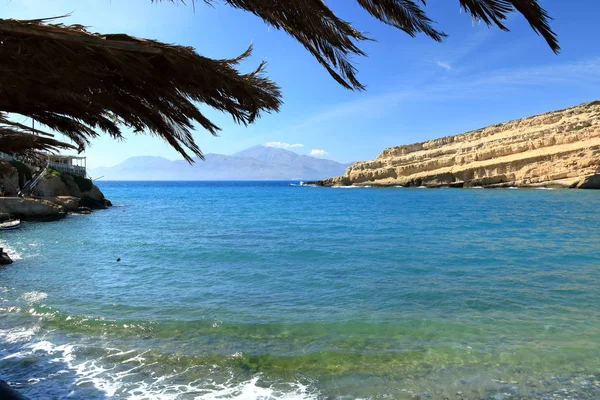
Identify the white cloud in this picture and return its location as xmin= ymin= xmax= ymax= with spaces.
xmin=265 ymin=141 xmax=304 ymax=149
xmin=310 ymin=149 xmax=328 ymax=157
xmin=436 ymin=61 xmax=452 ymax=71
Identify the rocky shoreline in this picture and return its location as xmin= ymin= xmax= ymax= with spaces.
xmin=317 ymin=100 xmax=600 ymax=189
xmin=0 ymin=163 xmax=111 ymax=222
xmin=0 ymin=164 xmax=111 ymax=266
xmin=0 ymin=195 xmax=111 ymax=222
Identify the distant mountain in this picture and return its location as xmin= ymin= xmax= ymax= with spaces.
xmin=88 ymin=146 xmax=352 ymax=181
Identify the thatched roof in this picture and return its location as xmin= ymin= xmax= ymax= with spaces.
xmin=0 ymin=1 xmax=558 ymax=161
xmin=0 ymin=17 xmax=282 ymax=162
xmin=0 ymin=115 xmax=76 ymax=159
xmin=162 ymin=0 xmax=559 ymax=90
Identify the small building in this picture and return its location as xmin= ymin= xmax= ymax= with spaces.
xmin=47 ymin=155 xmax=87 ymax=177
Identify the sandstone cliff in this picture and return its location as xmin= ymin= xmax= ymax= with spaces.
xmin=320 ymin=100 xmax=600 ymax=188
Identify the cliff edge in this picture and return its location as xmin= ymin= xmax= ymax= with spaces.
xmin=0 ymin=165 xmax=111 ymax=221
xmin=319 ymin=100 xmax=600 ymax=188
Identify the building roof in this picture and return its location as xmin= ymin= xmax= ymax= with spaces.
xmin=48 ymin=154 xmax=86 ymax=160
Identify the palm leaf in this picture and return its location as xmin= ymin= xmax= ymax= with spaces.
xmin=0 ymin=17 xmax=282 ymax=162
xmin=159 ymin=0 xmax=559 ymax=90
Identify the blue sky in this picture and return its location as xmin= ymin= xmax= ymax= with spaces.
xmin=4 ymin=0 xmax=600 ymax=167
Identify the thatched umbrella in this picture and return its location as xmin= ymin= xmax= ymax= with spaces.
xmin=0 ymin=115 xmax=75 ymax=158
xmin=162 ymin=0 xmax=559 ymax=90
xmin=0 ymin=17 xmax=281 ymax=162
xmin=0 ymin=116 xmax=76 ymax=176
xmin=0 ymin=1 xmax=558 ymax=161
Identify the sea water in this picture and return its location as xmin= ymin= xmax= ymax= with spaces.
xmin=1 ymin=181 xmax=599 ymax=399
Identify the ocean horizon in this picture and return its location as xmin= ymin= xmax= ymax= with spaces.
xmin=1 ymin=181 xmax=600 ymax=399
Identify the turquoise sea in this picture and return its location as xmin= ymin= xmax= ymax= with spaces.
xmin=1 ymin=181 xmax=600 ymax=399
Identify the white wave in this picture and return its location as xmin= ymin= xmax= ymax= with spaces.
xmin=417 ymin=186 xmax=428 ymax=189
xmin=534 ymin=187 xmax=556 ymax=190
xmin=331 ymin=186 xmax=361 ymax=189
xmin=118 ymin=375 xmax=320 ymax=400
xmin=507 ymin=187 xmax=519 ymax=190
xmin=21 ymin=291 xmax=48 ymax=304
xmin=471 ymin=186 xmax=484 ymax=189
xmin=0 ymin=306 xmax=21 ymax=313
xmin=0 ymin=244 xmax=22 ymax=260
xmin=0 ymin=326 xmax=39 ymax=345
xmin=188 ymin=376 xmax=319 ymax=400
xmin=2 ymin=336 xmax=321 ymax=400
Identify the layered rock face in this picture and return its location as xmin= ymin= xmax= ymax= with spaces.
xmin=320 ymin=101 xmax=600 ymax=188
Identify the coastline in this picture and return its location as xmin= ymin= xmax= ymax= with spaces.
xmin=0 ymin=167 xmax=112 ymax=222
xmin=309 ymin=174 xmax=600 ymax=189
xmin=315 ymin=100 xmax=600 ymax=189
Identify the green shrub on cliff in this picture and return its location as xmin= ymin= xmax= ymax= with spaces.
xmin=567 ymin=121 xmax=593 ymax=132
xmin=46 ymin=168 xmax=62 ymax=178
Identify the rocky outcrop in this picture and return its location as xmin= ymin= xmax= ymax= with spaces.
xmin=0 ymin=197 xmax=66 ymax=221
xmin=35 ymin=174 xmax=82 ymax=198
xmin=0 ymin=164 xmax=110 ymax=220
xmin=0 ymin=161 xmax=19 ymax=196
xmin=320 ymin=100 xmax=600 ymax=188
xmin=35 ymin=173 xmax=110 ymax=209
xmin=80 ymin=184 xmax=111 ymax=209
xmin=0 ymin=249 xmax=13 ymax=265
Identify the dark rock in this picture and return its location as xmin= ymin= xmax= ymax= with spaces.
xmin=577 ymin=174 xmax=600 ymax=189
xmin=72 ymin=206 xmax=92 ymax=215
xmin=0 ymin=380 xmax=28 ymax=400
xmin=80 ymin=195 xmax=107 ymax=210
xmin=466 ymin=175 xmax=507 ymax=187
xmin=1 ymin=251 xmax=13 ymax=265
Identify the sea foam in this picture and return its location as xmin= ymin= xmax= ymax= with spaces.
xmin=21 ymin=291 xmax=48 ymax=304
xmin=1 ymin=335 xmax=321 ymax=400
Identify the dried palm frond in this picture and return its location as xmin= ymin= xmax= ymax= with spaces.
xmin=0 ymin=114 xmax=76 ymax=160
xmin=0 ymin=1 xmax=558 ymax=161
xmin=159 ymin=0 xmax=559 ymax=90
xmin=0 ymin=17 xmax=282 ymax=162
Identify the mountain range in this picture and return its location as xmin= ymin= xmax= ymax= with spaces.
xmin=87 ymin=146 xmax=352 ymax=181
